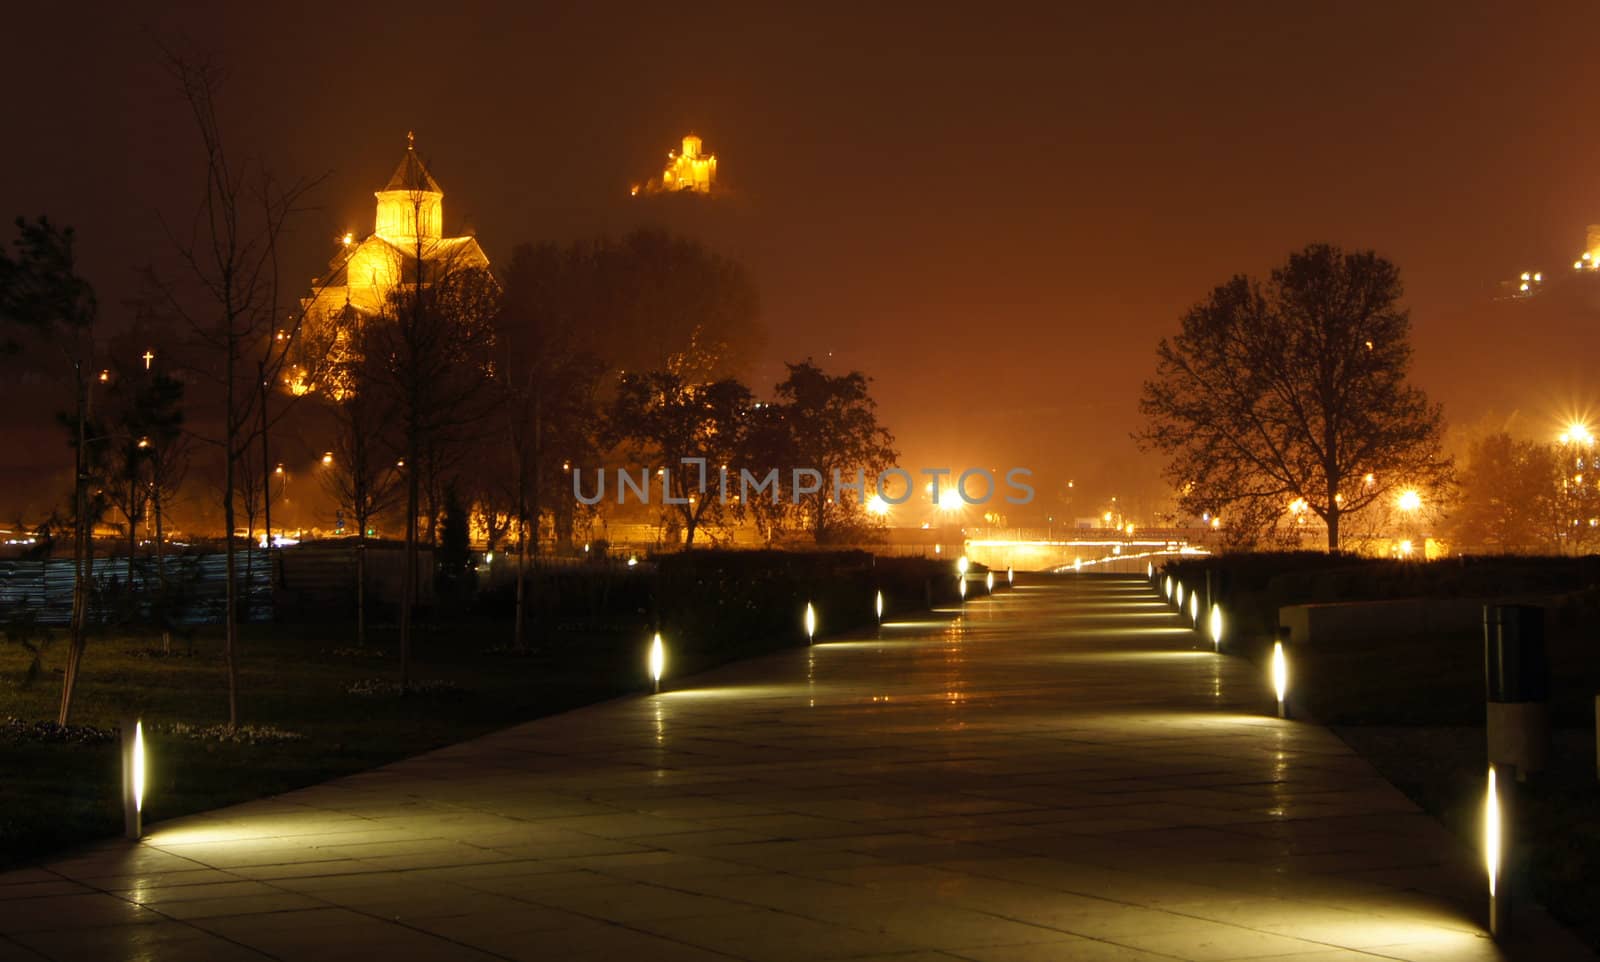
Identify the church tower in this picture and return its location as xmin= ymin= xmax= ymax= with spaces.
xmin=373 ymin=132 xmax=444 ymax=243
xmin=292 ymin=134 xmax=491 ymax=395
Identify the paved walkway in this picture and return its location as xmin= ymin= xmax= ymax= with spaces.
xmin=0 ymin=576 xmax=1590 ymax=961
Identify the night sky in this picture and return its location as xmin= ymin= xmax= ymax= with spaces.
xmin=6 ymin=1 xmax=1600 ymax=524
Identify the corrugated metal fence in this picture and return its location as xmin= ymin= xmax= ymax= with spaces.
xmin=0 ymin=552 xmax=273 ymax=625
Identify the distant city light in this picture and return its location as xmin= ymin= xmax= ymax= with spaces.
xmin=1560 ymin=421 xmax=1594 ymax=445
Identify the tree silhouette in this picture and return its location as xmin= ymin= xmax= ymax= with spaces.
xmin=1138 ymin=244 xmax=1450 ymax=551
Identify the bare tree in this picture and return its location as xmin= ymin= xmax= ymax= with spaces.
xmin=0 ymin=217 xmax=101 ymax=723
xmin=1138 ymin=244 xmax=1451 ymax=551
xmin=320 ymin=349 xmax=402 ymax=644
xmin=154 ymin=54 xmax=327 ymax=726
xmin=367 ymin=261 xmax=498 ymax=688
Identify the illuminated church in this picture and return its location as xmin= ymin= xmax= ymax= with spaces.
xmin=292 ymin=134 xmax=491 ymax=393
xmin=632 ymin=134 xmax=717 ymax=196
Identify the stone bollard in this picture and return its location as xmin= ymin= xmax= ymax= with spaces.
xmin=1484 ymin=605 xmax=1549 ymax=779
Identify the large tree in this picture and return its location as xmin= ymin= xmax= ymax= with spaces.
xmin=491 ymin=244 xmax=604 ymax=648
xmin=1138 ymin=244 xmax=1450 ymax=551
xmin=769 ymin=360 xmax=897 ymax=544
xmin=606 ymin=371 xmax=752 ymax=548
xmin=1450 ymin=432 xmax=1560 ymax=554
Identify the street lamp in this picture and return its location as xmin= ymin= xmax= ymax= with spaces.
xmin=649 ymin=632 xmax=665 ymax=693
xmin=1486 ymin=763 xmax=1507 ymax=936
xmin=122 ymin=718 xmax=145 ymax=840
xmin=1272 ymin=638 xmax=1290 ymax=718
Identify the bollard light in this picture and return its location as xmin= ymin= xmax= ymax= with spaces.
xmin=649 ymin=632 xmax=665 ymax=694
xmin=958 ymin=576 xmax=968 ymax=600
xmin=875 ymin=589 xmax=884 ymax=625
xmin=122 ymin=718 xmax=145 ymax=840
xmin=1147 ymin=561 xmax=1153 ymax=580
xmin=1188 ymin=592 xmax=1198 ymax=623
xmin=985 ymin=571 xmax=994 ymax=593
xmin=1164 ymin=575 xmax=1172 ymax=600
xmin=1486 ymin=763 xmax=1505 ymax=936
xmin=1208 ymin=604 xmax=1223 ymax=652
xmin=1272 ymin=640 xmax=1289 ymax=718
xmin=957 ymin=555 xmax=970 ymax=575
xmin=804 ymin=602 xmax=817 ymax=644
xmin=1176 ymin=582 xmax=1185 ymax=609
xmin=1007 ymin=565 xmax=1014 ymax=586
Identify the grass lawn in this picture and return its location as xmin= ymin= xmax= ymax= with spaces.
xmin=0 ymin=617 xmax=664 ymax=869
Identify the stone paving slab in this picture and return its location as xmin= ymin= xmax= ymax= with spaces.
xmin=0 ymin=575 xmax=1591 ymax=960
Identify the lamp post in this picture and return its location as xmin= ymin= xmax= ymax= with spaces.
xmin=122 ymin=717 xmax=145 ymax=840
xmin=1272 ymin=634 xmax=1290 ymax=718
xmin=649 ymin=632 xmax=665 ymax=694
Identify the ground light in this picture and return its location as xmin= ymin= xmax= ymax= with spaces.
xmin=1272 ymin=639 xmax=1289 ymax=718
xmin=1208 ymin=604 xmax=1223 ymax=652
xmin=875 ymin=590 xmax=884 ymax=625
xmin=1147 ymin=561 xmax=1153 ymax=580
xmin=1188 ymin=592 xmax=1199 ymax=623
xmin=804 ymin=602 xmax=817 ymax=644
xmin=958 ymin=576 xmax=967 ymax=600
xmin=649 ymin=632 xmax=665 ymax=694
xmin=1007 ymin=565 xmax=1014 ymax=586
xmin=1163 ymin=575 xmax=1172 ymax=600
xmin=1176 ymin=582 xmax=1185 ymax=610
xmin=985 ymin=571 xmax=994 ymax=592
xmin=1486 ymin=764 xmax=1506 ymax=937
xmin=122 ymin=718 xmax=145 ymax=840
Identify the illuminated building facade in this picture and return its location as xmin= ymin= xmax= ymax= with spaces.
xmin=633 ymin=134 xmax=717 ymax=196
xmin=292 ymin=134 xmax=490 ymax=393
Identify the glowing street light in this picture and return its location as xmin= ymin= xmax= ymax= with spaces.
xmin=321 ymin=451 xmax=334 ymax=467
xmin=648 ymin=632 xmax=665 ymax=693
xmin=939 ymin=489 xmax=963 ymax=511
xmin=1486 ymin=764 xmax=1506 ymax=936
xmin=804 ymin=602 xmax=817 ymax=644
xmin=957 ymin=556 xmax=970 ymax=575
xmin=1559 ymin=421 xmax=1594 ymax=445
xmin=1208 ymin=604 xmax=1224 ymax=652
xmin=122 ymin=718 xmax=145 ymax=840
xmin=1397 ymin=489 xmax=1422 ymax=512
xmin=1272 ymin=638 xmax=1290 ymax=718
xmin=866 ymin=494 xmax=890 ymax=516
